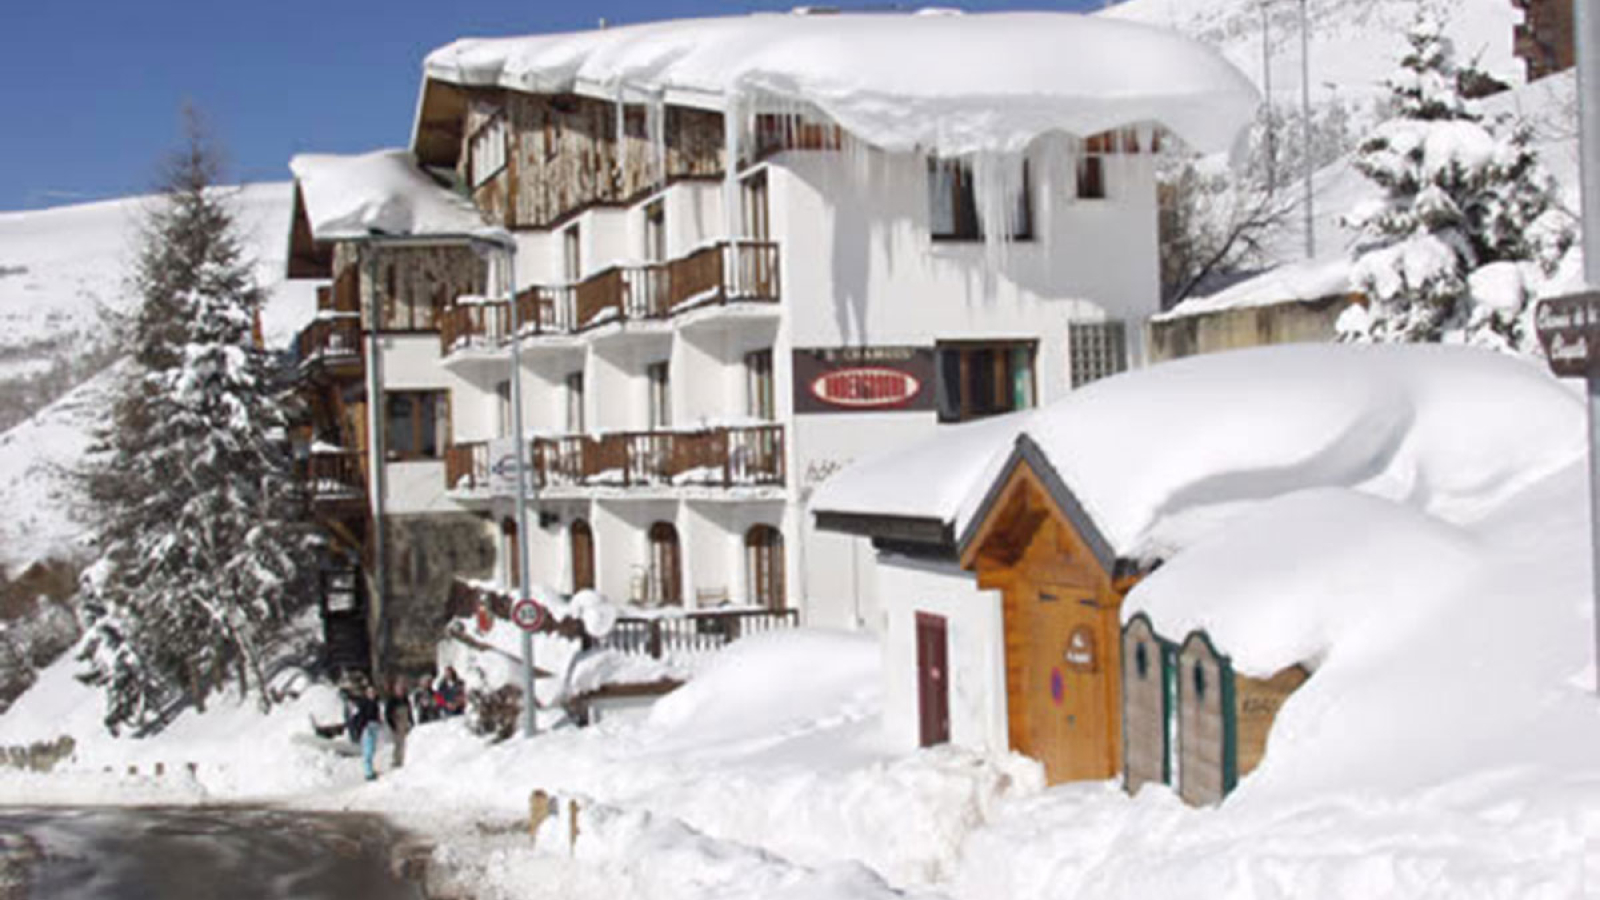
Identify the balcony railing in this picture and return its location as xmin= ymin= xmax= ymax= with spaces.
xmin=595 ymin=608 xmax=800 ymax=658
xmin=304 ymin=451 xmax=364 ymax=500
xmin=446 ymin=577 xmax=798 ymax=660
xmin=439 ymin=240 xmax=780 ymax=355
xmin=295 ymin=318 xmax=362 ymax=369
xmin=445 ymin=442 xmax=492 ymax=492
xmin=531 ymin=425 xmax=784 ymax=490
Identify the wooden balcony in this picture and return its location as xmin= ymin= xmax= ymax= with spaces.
xmin=445 ymin=441 xmax=492 ymax=492
xmin=531 ymin=425 xmax=784 ymax=491
xmin=437 ymin=241 xmax=780 ymax=357
xmin=303 ymin=451 xmax=364 ymax=502
xmin=294 ymin=318 xmax=363 ymax=379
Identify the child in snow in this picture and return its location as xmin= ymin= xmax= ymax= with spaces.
xmin=436 ymin=667 xmax=466 ymax=717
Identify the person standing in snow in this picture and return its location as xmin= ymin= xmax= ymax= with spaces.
xmin=385 ymin=676 xmax=413 ymax=768
xmin=353 ymin=683 xmax=382 ymax=781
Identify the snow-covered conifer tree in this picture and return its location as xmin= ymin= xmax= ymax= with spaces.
xmin=75 ymin=111 xmax=315 ymax=732
xmin=1341 ymin=12 xmax=1572 ymax=350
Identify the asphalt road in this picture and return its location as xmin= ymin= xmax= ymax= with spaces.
xmin=0 ymin=806 xmax=423 ymax=900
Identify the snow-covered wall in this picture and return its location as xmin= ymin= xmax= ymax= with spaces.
xmin=878 ymin=554 xmax=1008 ymax=756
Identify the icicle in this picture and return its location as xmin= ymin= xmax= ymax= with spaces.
xmin=614 ymin=83 xmax=628 ymax=192
xmin=650 ymin=92 xmax=667 ymax=188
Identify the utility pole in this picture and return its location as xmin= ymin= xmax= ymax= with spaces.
xmin=503 ymin=244 xmax=538 ymax=738
xmin=361 ymin=245 xmax=390 ymax=683
xmin=1299 ymin=0 xmax=1315 ymax=259
xmin=1577 ymin=0 xmax=1600 ymax=694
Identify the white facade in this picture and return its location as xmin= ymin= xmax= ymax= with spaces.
xmin=878 ymin=554 xmax=1009 ymax=755
xmin=427 ymin=131 xmax=1162 ymax=631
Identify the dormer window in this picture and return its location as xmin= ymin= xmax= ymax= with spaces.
xmin=470 ymin=115 xmax=508 ymax=188
xmin=927 ymin=157 xmax=1032 ymax=242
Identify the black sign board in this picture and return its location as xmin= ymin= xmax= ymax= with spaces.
xmin=1535 ymin=291 xmax=1600 ymax=378
xmin=792 ymin=346 xmax=937 ymax=414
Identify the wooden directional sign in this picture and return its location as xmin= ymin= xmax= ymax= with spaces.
xmin=1535 ymin=292 xmax=1600 ymax=377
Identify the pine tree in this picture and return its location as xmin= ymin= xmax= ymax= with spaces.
xmin=75 ymin=111 xmax=316 ymax=732
xmin=1340 ymin=11 xmax=1572 ymax=350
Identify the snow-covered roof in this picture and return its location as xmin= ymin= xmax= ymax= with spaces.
xmin=422 ymin=12 xmax=1259 ymax=156
xmin=288 ymin=149 xmax=501 ymax=243
xmin=1156 ymin=257 xmax=1355 ymax=321
xmin=814 ymin=344 xmax=1583 ymax=564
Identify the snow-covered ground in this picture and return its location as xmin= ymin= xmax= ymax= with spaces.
xmin=4 ymin=343 xmax=1599 ymax=899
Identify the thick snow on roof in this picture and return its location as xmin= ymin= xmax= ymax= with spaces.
xmin=424 ymin=12 xmax=1259 ymax=156
xmin=289 ymin=149 xmax=499 ymax=242
xmin=1125 ymin=488 xmax=1480 ymax=677
xmin=817 ymin=345 xmax=1583 ymax=563
xmin=811 ymin=411 xmax=1029 ymax=526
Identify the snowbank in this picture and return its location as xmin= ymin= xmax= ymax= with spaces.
xmin=424 ymin=12 xmax=1259 ymax=156
xmin=289 ymin=149 xmax=501 ymax=242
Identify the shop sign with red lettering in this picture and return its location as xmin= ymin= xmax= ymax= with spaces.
xmin=792 ymin=346 xmax=936 ymax=413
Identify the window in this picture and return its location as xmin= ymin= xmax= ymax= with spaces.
xmin=565 ymin=372 xmax=585 ymax=433
xmin=745 ymin=348 xmax=775 ymax=420
xmin=571 ymin=519 xmax=595 ymax=592
xmin=563 ymin=225 xmax=581 ymax=283
xmin=745 ymin=525 xmax=785 ymax=610
xmin=742 ymin=171 xmax=770 ymax=242
xmin=1069 ymin=321 xmax=1128 ymax=388
xmin=648 ymin=521 xmax=682 ymax=606
xmin=927 ymin=158 xmax=1032 ymax=241
xmin=644 ymin=201 xmax=666 ymax=262
xmin=935 ymin=341 xmax=1037 ymax=423
xmin=1077 ymin=155 xmax=1106 ymax=200
xmin=385 ymin=391 xmax=448 ymax=460
xmin=647 ymin=361 xmax=671 ymax=429
xmin=501 ymin=518 xmax=520 ymax=590
xmin=495 ymin=380 xmax=512 ymax=438
xmin=470 ymin=115 xmax=508 ymax=188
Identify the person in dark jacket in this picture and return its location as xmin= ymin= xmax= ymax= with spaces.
xmin=352 ymin=684 xmax=382 ymax=781
xmin=436 ymin=667 xmax=466 ymax=717
xmin=385 ymin=676 xmax=413 ymax=768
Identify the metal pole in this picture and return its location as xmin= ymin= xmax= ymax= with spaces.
xmin=503 ymin=243 xmax=538 ymax=737
xmin=361 ymin=245 xmax=390 ymax=681
xmin=1576 ymin=0 xmax=1600 ymax=693
xmin=1263 ymin=0 xmax=1276 ymax=197
xmin=1299 ymin=0 xmax=1315 ymax=259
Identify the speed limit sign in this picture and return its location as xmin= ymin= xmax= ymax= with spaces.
xmin=511 ymin=598 xmax=548 ymax=633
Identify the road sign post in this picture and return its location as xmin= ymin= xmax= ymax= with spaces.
xmin=1536 ymin=292 xmax=1600 ymax=695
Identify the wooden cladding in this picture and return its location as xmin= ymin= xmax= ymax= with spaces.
xmin=438 ymin=241 xmax=780 ymax=354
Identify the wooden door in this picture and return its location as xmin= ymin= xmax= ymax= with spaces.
xmin=916 ymin=612 xmax=950 ymax=747
xmin=1020 ymin=582 xmax=1119 ymax=783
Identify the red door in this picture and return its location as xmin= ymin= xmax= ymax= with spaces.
xmin=916 ymin=612 xmax=950 ymax=747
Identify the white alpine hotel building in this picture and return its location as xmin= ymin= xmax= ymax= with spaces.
xmin=287 ymin=11 xmax=1257 ymax=651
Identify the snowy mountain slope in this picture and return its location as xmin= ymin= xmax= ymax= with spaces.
xmin=0 ymin=364 xmax=121 ymax=570
xmin=0 ymin=182 xmax=314 ymax=361
xmin=1102 ymin=0 xmax=1522 ymax=105
xmin=0 ymin=182 xmax=316 ymax=570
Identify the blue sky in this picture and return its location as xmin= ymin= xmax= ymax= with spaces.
xmin=0 ymin=0 xmax=1101 ymax=211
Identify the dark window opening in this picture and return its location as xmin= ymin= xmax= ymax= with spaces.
xmin=385 ymin=391 xmax=448 ymax=460
xmin=935 ymin=341 xmax=1037 ymax=424
xmin=928 ymin=158 xmax=1032 ymax=241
